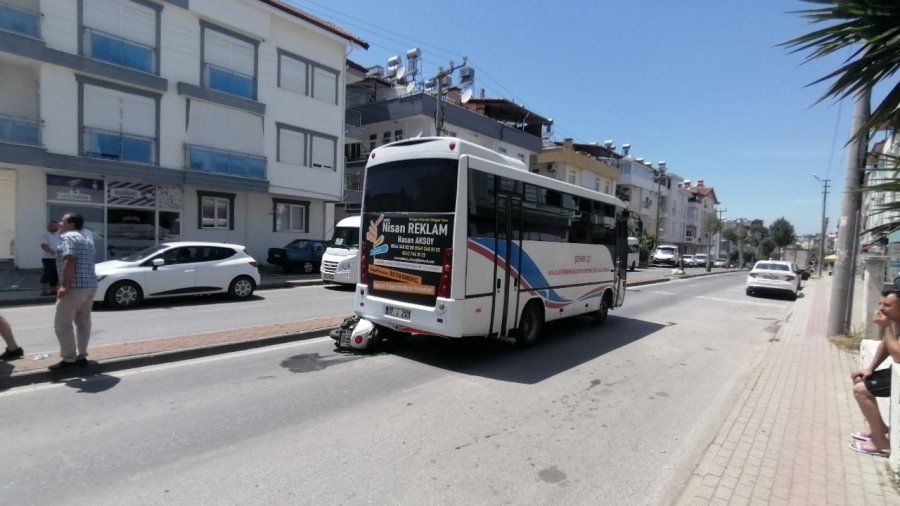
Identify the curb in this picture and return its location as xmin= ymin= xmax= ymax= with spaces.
xmin=1 ymin=325 xmax=335 ymax=391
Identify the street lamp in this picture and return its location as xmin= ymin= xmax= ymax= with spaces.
xmin=813 ymin=174 xmax=830 ymax=277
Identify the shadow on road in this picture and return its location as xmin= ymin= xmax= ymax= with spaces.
xmin=93 ymin=293 xmax=267 ymax=312
xmin=388 ymin=315 xmax=665 ymax=385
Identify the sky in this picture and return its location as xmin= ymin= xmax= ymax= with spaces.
xmin=287 ymin=0 xmax=895 ymax=235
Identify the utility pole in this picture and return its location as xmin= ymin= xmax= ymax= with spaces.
xmin=432 ymin=57 xmax=468 ymax=135
xmin=813 ymin=175 xmax=830 ymax=277
xmin=827 ymin=87 xmax=871 ymax=337
xmin=716 ymin=208 xmax=727 ymax=260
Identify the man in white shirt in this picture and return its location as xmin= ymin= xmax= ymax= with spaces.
xmin=39 ymin=220 xmax=60 ymax=296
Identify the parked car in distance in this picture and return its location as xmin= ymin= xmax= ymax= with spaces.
xmin=651 ymin=244 xmax=680 ymax=266
xmin=95 ymin=242 xmax=260 ymax=309
xmin=746 ymin=260 xmax=801 ymax=300
xmin=681 ymin=254 xmax=695 ymax=267
xmin=713 ymin=258 xmax=728 ymax=268
xmin=267 ymin=239 xmax=328 ymax=273
xmin=693 ymin=253 xmax=708 ymax=268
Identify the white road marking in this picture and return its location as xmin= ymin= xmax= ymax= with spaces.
xmin=0 ymin=336 xmax=333 ymax=397
xmin=695 ymin=295 xmax=782 ymax=308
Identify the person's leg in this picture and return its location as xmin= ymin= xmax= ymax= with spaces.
xmin=72 ymin=289 xmax=94 ymax=360
xmin=40 ymin=259 xmax=52 ymax=294
xmin=853 ymin=374 xmax=890 ymax=451
xmin=0 ymin=315 xmax=19 ymax=351
xmin=54 ymin=295 xmax=79 ymax=362
xmin=46 ymin=259 xmax=58 ymax=290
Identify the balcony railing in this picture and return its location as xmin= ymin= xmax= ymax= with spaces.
xmin=345 ymin=109 xmax=362 ymax=128
xmin=83 ymin=127 xmax=155 ymax=164
xmin=83 ymin=27 xmax=155 ymax=74
xmin=0 ymin=114 xmax=41 ymax=146
xmin=203 ymin=63 xmax=255 ymax=99
xmin=0 ymin=2 xmax=40 ymax=39
xmin=185 ymin=144 xmax=266 ymax=179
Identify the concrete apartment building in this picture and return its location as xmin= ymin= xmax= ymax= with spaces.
xmin=337 ymin=58 xmax=553 ymax=221
xmin=0 ymin=0 xmax=366 ymax=268
xmin=530 ymin=139 xmax=618 ymax=196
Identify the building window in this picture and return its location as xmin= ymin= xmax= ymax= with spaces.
xmin=344 ymin=173 xmax=362 ymax=191
xmin=345 ymin=143 xmax=361 ymax=162
xmin=80 ymin=80 xmax=158 ymax=164
xmin=202 ymin=23 xmax=257 ymax=99
xmin=81 ymin=0 xmax=158 ymax=73
xmin=368 ymin=134 xmax=377 ymax=152
xmin=278 ymin=127 xmax=306 ymax=166
xmin=394 ymin=129 xmax=403 ymax=142
xmin=278 ymin=50 xmax=339 ymax=105
xmin=567 ymin=171 xmax=577 ymax=185
xmin=273 ymin=199 xmax=308 ymax=232
xmin=382 ymin=131 xmax=391 ymax=145
xmin=197 ymin=191 xmax=234 ymax=230
xmin=276 ymin=123 xmax=336 ymax=171
xmin=311 ymin=135 xmax=335 ymax=169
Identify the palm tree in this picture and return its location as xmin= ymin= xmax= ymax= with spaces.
xmin=781 ymin=1 xmax=900 ymax=140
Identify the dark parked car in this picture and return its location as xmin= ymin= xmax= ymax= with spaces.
xmin=267 ymin=239 xmax=328 ymax=273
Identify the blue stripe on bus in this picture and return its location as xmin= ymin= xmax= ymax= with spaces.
xmin=468 ymin=238 xmax=610 ymax=310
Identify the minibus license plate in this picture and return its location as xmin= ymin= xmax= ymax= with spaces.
xmin=323 ymin=273 xmax=334 ymax=281
xmin=385 ymin=306 xmax=410 ymax=320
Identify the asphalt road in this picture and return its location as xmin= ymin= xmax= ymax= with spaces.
xmin=0 ymin=271 xmax=799 ymax=505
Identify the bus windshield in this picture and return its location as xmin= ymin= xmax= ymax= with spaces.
xmin=364 ymin=158 xmax=458 ymax=213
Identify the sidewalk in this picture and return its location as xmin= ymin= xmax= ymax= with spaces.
xmin=676 ymin=275 xmax=900 ymax=505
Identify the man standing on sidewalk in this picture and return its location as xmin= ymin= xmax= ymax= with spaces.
xmin=849 ymin=288 xmax=900 ymax=456
xmin=49 ymin=213 xmax=97 ymax=371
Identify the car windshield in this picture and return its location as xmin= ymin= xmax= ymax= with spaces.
xmin=331 ymin=226 xmax=360 ymax=249
xmin=121 ymin=244 xmax=168 ymax=262
xmin=657 ymin=247 xmax=676 ymax=254
xmin=755 ymin=263 xmax=790 ymax=271
xmin=285 ymin=240 xmax=310 ymax=249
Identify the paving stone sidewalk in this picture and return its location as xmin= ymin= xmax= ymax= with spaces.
xmin=676 ymin=276 xmax=900 ymax=505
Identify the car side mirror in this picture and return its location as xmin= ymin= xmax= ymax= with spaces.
xmin=152 ymin=258 xmax=165 ymax=270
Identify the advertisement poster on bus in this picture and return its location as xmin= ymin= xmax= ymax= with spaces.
xmin=363 ymin=213 xmax=453 ymax=303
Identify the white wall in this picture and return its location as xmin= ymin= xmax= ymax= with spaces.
xmin=12 ymin=167 xmax=46 ymax=268
xmin=39 ymin=65 xmax=78 ymax=156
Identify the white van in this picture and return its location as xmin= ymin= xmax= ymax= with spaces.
xmin=320 ymin=215 xmax=361 ymax=284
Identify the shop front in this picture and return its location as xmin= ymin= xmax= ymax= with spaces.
xmin=46 ymin=175 xmax=182 ymax=262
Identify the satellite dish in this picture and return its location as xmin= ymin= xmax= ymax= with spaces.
xmin=405 ymin=81 xmax=416 ymax=94
xmin=460 ymin=85 xmax=473 ymax=104
xmin=395 ymin=66 xmax=406 ymax=81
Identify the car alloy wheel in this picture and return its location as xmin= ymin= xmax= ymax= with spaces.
xmin=107 ymin=281 xmax=142 ymax=309
xmin=229 ymin=276 xmax=255 ymax=299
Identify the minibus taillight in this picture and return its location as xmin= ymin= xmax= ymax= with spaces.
xmin=360 ymin=241 xmax=369 ymax=284
xmin=438 ymin=248 xmax=453 ymax=298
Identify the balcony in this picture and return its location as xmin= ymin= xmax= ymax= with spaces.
xmin=203 ymin=63 xmax=254 ymax=99
xmin=185 ymin=144 xmax=265 ymax=179
xmin=83 ymin=127 xmax=155 ymax=164
xmin=345 ymin=109 xmax=365 ymax=142
xmin=0 ymin=114 xmax=41 ymax=146
xmin=0 ymin=2 xmax=40 ymax=39
xmin=83 ymin=27 xmax=155 ymax=74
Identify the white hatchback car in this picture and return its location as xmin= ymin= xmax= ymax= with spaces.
xmin=746 ymin=260 xmax=802 ymax=300
xmin=96 ymin=242 xmax=261 ymax=309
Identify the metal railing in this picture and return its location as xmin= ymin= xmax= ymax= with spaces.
xmin=0 ymin=113 xmax=41 ymax=146
xmin=184 ymin=144 xmax=266 ymax=179
xmin=82 ymin=26 xmax=156 ymax=73
xmin=83 ymin=127 xmax=155 ymax=164
xmin=345 ymin=109 xmax=362 ymax=127
xmin=0 ymin=2 xmax=40 ymax=39
xmin=203 ymin=63 xmax=255 ymax=99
